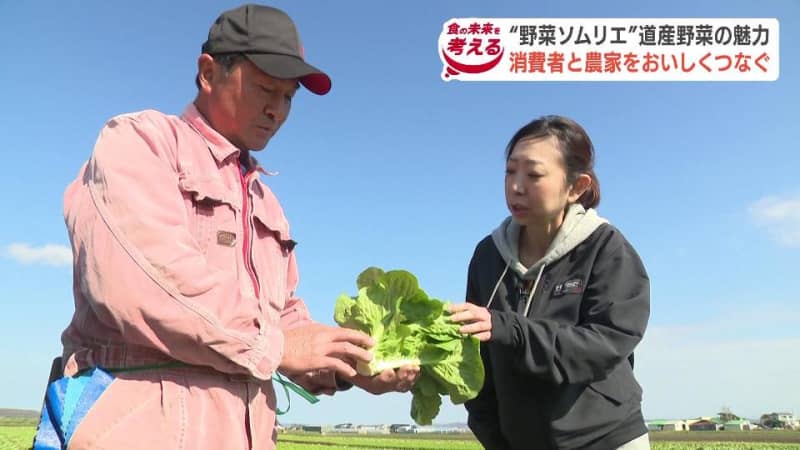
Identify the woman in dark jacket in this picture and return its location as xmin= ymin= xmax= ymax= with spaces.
xmin=449 ymin=116 xmax=650 ymax=450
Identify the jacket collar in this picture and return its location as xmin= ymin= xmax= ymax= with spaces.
xmin=181 ymin=103 xmax=277 ymax=177
xmin=181 ymin=103 xmax=240 ymax=165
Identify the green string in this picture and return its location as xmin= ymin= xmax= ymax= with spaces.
xmin=101 ymin=362 xmax=319 ymax=415
xmin=273 ymin=372 xmax=319 ymax=415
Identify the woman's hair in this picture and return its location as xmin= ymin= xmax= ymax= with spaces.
xmin=505 ymin=115 xmax=600 ymax=209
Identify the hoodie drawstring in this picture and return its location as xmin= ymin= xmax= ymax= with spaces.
xmin=523 ymin=264 xmax=546 ymax=317
xmin=486 ymin=261 xmax=546 ymax=318
xmin=486 ymin=261 xmax=510 ymax=309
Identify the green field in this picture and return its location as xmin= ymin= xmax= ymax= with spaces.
xmin=3 ymin=426 xmax=800 ymax=449
xmin=0 ymin=426 xmax=34 ymax=450
xmin=650 ymin=431 xmax=800 ymax=444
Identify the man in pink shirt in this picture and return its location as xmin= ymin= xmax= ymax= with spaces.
xmin=39 ymin=4 xmax=418 ymax=449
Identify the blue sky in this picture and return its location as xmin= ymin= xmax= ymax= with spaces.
xmin=1 ymin=0 xmax=798 ymax=426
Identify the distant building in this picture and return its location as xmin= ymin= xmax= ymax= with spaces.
xmin=689 ymin=419 xmax=722 ymax=431
xmin=646 ymin=420 xmax=688 ymax=431
xmin=357 ymin=424 xmax=390 ymax=435
xmin=761 ymin=412 xmax=798 ymax=430
xmin=717 ymin=409 xmax=740 ymax=422
xmin=685 ymin=417 xmax=709 ymax=427
xmin=329 ymin=423 xmax=358 ymax=434
xmin=414 ymin=425 xmax=466 ymax=434
xmin=390 ymin=424 xmax=416 ymax=433
xmin=779 ymin=413 xmax=799 ymax=429
xmin=723 ymin=419 xmax=752 ymax=431
xmin=281 ymin=423 xmax=304 ymax=432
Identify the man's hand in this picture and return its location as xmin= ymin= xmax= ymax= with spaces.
xmin=448 ymin=302 xmax=492 ymax=342
xmin=279 ymin=323 xmax=374 ymax=379
xmin=345 ymin=365 xmax=421 ymax=395
xmin=287 ymin=369 xmax=337 ymax=396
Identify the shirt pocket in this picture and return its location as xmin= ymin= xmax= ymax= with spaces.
xmin=178 ymin=174 xmax=240 ymax=273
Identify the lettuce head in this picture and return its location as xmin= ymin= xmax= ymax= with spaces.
xmin=334 ymin=267 xmax=484 ymax=425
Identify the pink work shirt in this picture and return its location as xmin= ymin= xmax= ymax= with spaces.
xmin=60 ymin=104 xmax=311 ymax=449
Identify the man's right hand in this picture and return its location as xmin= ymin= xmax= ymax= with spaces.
xmin=279 ymin=323 xmax=374 ymax=378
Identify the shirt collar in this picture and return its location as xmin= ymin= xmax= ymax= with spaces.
xmin=181 ymin=103 xmax=240 ymax=164
xmin=181 ymin=103 xmax=278 ymax=177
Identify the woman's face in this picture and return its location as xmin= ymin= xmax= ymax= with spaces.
xmin=505 ymin=136 xmax=583 ymax=226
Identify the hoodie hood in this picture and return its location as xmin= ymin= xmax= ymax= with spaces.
xmin=491 ymin=204 xmax=608 ymax=279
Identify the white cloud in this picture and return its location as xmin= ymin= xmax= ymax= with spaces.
xmin=749 ymin=195 xmax=800 ymax=247
xmin=4 ymin=243 xmax=72 ymax=267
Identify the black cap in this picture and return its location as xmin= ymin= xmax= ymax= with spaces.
xmin=202 ymin=4 xmax=331 ymax=95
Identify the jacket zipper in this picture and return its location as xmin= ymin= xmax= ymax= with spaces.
xmin=239 ymin=170 xmax=261 ymax=299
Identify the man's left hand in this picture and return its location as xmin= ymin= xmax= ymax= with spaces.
xmin=346 ymin=365 xmax=420 ymax=395
xmin=287 ymin=370 xmax=337 ymax=396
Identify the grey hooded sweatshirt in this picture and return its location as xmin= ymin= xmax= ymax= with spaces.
xmin=464 ymin=204 xmax=650 ymax=450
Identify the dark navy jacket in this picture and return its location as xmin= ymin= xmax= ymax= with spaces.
xmin=465 ymin=223 xmax=650 ymax=450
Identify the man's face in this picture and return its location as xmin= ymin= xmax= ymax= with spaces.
xmin=203 ymin=57 xmax=298 ymax=151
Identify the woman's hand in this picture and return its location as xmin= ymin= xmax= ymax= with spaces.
xmin=448 ymin=302 xmax=492 ymax=342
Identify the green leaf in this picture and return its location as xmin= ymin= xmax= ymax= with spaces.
xmin=410 ymin=375 xmax=442 ymax=426
xmin=356 ymin=266 xmax=384 ymax=290
xmin=334 ymin=267 xmax=485 ymax=425
xmin=333 ymin=294 xmax=358 ymax=329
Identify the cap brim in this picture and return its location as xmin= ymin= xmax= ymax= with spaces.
xmin=245 ymin=53 xmax=331 ymax=95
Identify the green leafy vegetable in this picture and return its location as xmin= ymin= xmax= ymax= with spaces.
xmin=334 ymin=267 xmax=484 ymax=425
